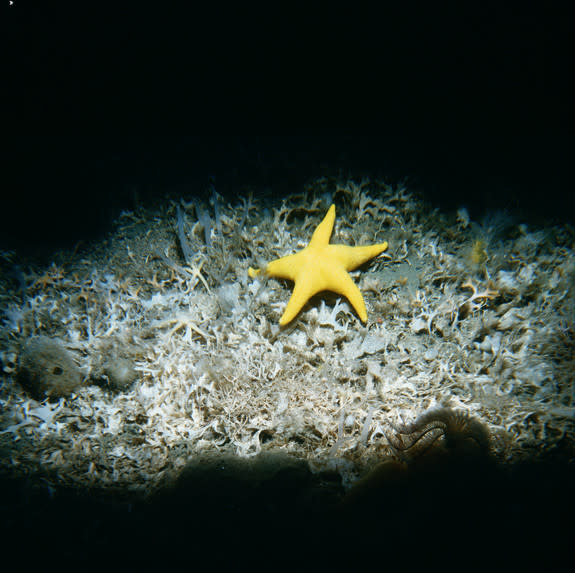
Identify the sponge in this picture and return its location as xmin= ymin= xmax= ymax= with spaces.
xmin=18 ymin=336 xmax=83 ymax=399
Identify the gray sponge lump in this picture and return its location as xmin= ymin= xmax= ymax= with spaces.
xmin=18 ymin=336 xmax=83 ymax=399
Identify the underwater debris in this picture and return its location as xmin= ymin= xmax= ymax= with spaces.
xmin=17 ymin=336 xmax=83 ymax=399
xmin=458 ymin=280 xmax=499 ymax=319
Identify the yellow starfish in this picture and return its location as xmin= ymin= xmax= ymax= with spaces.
xmin=248 ymin=204 xmax=388 ymax=325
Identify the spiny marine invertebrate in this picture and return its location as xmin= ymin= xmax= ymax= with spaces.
xmin=386 ymin=408 xmax=491 ymax=459
xmin=248 ymin=204 xmax=388 ymax=325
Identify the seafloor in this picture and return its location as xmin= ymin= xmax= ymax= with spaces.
xmin=1 ymin=176 xmax=574 ymax=496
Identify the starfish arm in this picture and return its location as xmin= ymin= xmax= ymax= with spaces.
xmin=329 ymin=242 xmax=388 ymax=271
xmin=330 ymin=268 xmax=369 ymax=323
xmin=308 ymin=204 xmax=336 ymax=248
xmin=279 ymin=273 xmax=320 ymax=326
xmin=265 ymin=252 xmax=304 ymax=281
